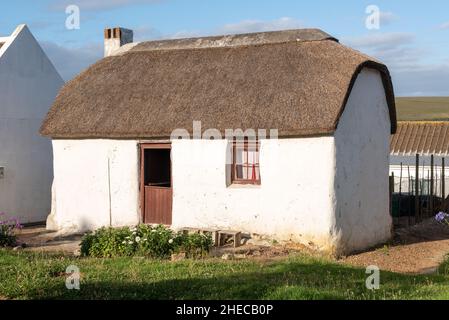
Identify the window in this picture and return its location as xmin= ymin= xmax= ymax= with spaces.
xmin=231 ymin=138 xmax=261 ymax=185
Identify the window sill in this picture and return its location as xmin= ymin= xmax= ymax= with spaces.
xmin=227 ymin=183 xmax=261 ymax=189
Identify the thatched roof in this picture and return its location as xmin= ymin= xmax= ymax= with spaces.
xmin=40 ymin=29 xmax=396 ymax=139
xmin=391 ymin=122 xmax=449 ymax=156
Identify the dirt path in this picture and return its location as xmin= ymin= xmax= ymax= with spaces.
xmin=15 ymin=219 xmax=449 ymax=275
xmin=16 ymin=226 xmax=82 ymax=254
xmin=342 ymin=218 xmax=449 ymax=274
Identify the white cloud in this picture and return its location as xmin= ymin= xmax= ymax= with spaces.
xmin=167 ymin=30 xmax=203 ymax=39
xmin=134 ymin=17 xmax=304 ymax=41
xmin=133 ymin=26 xmax=162 ymax=41
xmin=342 ymin=32 xmax=424 ymax=71
xmin=41 ymin=41 xmax=103 ymax=81
xmin=440 ymin=21 xmax=449 ymax=29
xmin=379 ymin=11 xmax=398 ymax=25
xmin=393 ymin=63 xmax=449 ymax=96
xmin=218 ymin=17 xmax=303 ymax=35
xmin=343 ymin=32 xmax=449 ymax=95
xmin=50 ymin=0 xmax=161 ymax=11
xmin=344 ymin=32 xmax=414 ymax=49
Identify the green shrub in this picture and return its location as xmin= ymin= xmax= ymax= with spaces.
xmin=80 ymin=227 xmax=136 ymax=258
xmin=80 ymin=224 xmax=213 ymax=259
xmin=179 ymin=232 xmax=213 ymax=258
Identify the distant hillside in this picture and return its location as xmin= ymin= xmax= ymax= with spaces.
xmin=396 ymin=97 xmax=449 ymax=121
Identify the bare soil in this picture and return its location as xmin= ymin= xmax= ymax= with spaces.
xmin=16 ymin=226 xmax=82 ymax=254
xmin=15 ymin=219 xmax=449 ymax=275
xmin=341 ymin=218 xmax=449 ymax=274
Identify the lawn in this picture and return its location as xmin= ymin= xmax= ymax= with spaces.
xmin=396 ymin=96 xmax=449 ymax=121
xmin=1 ymin=250 xmax=449 ymax=300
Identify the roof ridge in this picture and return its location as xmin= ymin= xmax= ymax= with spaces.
xmin=130 ymin=28 xmax=338 ymax=53
xmin=398 ymin=121 xmax=449 ymax=124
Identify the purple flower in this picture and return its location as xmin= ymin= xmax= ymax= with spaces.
xmin=435 ymin=212 xmax=448 ymax=222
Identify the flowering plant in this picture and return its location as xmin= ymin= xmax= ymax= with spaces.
xmin=435 ymin=212 xmax=449 ymax=226
xmin=80 ymin=224 xmax=212 ymax=259
xmin=0 ymin=212 xmax=23 ymax=247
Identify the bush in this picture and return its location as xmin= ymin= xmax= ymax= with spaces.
xmin=0 ymin=212 xmax=22 ymax=247
xmin=80 ymin=224 xmax=213 ymax=259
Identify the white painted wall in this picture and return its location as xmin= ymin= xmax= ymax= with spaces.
xmin=0 ymin=25 xmax=64 ymax=223
xmin=333 ymin=68 xmax=392 ymax=254
xmin=48 ymin=140 xmax=140 ymax=232
xmin=171 ymin=138 xmax=338 ymax=251
xmin=49 ymin=138 xmax=338 ymax=251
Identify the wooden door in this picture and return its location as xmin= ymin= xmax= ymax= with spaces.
xmin=140 ymin=144 xmax=172 ymax=225
xmin=144 ymin=186 xmax=172 ymax=225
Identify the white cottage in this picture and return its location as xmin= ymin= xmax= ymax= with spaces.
xmin=0 ymin=25 xmax=64 ymax=224
xmin=40 ymin=28 xmax=397 ymax=255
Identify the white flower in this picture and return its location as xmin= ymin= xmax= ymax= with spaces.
xmin=151 ymin=230 xmax=157 ymax=233
xmin=122 ymin=241 xmax=126 ymax=244
xmin=129 ymin=227 xmax=137 ymax=232
xmin=168 ymin=239 xmax=174 ymax=244
xmin=128 ymin=241 xmax=133 ymax=244
xmin=135 ymin=236 xmax=141 ymax=243
xmin=143 ymin=238 xmax=147 ymax=242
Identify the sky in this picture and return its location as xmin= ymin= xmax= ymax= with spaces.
xmin=0 ymin=0 xmax=448 ymax=96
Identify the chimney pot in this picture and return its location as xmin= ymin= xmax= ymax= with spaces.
xmin=104 ymin=27 xmax=133 ymax=57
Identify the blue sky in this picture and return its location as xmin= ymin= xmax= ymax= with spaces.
xmin=1 ymin=0 xmax=449 ymax=96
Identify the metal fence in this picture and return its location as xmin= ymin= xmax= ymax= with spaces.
xmin=390 ymin=154 xmax=447 ymax=228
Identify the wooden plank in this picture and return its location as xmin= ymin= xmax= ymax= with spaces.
xmin=144 ymin=186 xmax=172 ymax=225
xmin=141 ymin=143 xmax=172 ymax=149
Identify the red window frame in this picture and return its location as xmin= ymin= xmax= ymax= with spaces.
xmin=231 ymin=138 xmax=261 ymax=185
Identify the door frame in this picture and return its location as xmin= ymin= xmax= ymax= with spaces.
xmin=139 ymin=143 xmax=172 ymax=225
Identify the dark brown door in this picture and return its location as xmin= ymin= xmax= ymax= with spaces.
xmin=140 ymin=144 xmax=172 ymax=225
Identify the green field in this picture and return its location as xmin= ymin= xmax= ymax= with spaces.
xmin=1 ymin=250 xmax=449 ymax=300
xmin=396 ymin=97 xmax=449 ymax=121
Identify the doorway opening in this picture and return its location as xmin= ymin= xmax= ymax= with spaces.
xmin=140 ymin=144 xmax=172 ymax=225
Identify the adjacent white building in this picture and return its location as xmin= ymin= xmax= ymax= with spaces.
xmin=390 ymin=121 xmax=449 ymax=198
xmin=0 ymin=25 xmax=64 ymax=224
xmin=40 ymin=28 xmax=397 ymax=255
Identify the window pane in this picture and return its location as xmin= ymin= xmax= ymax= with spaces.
xmin=243 ymin=165 xmax=248 ymax=179
xmin=235 ymin=147 xmax=244 ymax=165
xmin=236 ymin=165 xmax=243 ymax=178
xmin=247 ymin=164 xmax=253 ymax=180
xmin=248 ymin=151 xmax=257 ymax=164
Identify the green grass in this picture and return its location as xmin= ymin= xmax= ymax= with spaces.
xmin=1 ymin=250 xmax=449 ymax=300
xmin=396 ymin=97 xmax=449 ymax=121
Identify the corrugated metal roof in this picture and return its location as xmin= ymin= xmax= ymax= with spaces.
xmin=391 ymin=121 xmax=449 ymax=155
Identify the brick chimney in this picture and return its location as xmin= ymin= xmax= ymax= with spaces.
xmin=104 ymin=27 xmax=133 ymax=57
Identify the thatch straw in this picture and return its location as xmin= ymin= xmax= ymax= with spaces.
xmin=40 ymin=29 xmax=396 ymax=139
